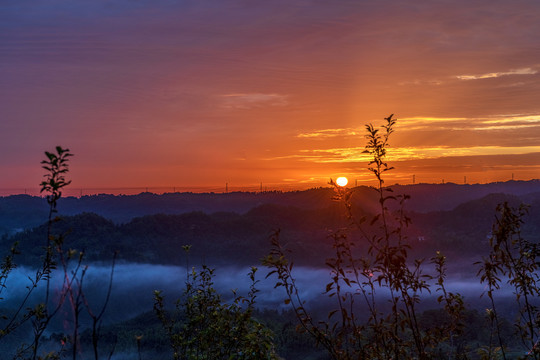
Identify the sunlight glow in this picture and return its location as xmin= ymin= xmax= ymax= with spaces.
xmin=336 ymin=177 xmax=348 ymax=187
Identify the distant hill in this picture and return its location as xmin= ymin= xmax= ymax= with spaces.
xmin=1 ymin=180 xmax=539 ymax=236
xmin=1 ymin=180 xmax=539 ymax=266
xmin=3 ymin=189 xmax=539 ymax=267
xmin=408 ymin=192 xmax=540 ymax=260
xmin=0 ymin=188 xmax=339 ymax=234
xmin=3 ymin=205 xmax=349 ymax=266
xmin=391 ymin=180 xmax=540 ymax=212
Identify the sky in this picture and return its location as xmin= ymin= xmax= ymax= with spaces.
xmin=1 ymin=0 xmax=540 ymax=193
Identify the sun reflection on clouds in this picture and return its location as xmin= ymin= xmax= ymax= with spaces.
xmin=292 ymin=146 xmax=540 ymax=164
xmin=289 ymin=112 xmax=540 ymax=171
xmin=297 ymin=114 xmax=540 ymax=138
xmin=398 ymin=114 xmax=540 ymax=131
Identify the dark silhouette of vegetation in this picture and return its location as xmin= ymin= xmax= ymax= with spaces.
xmin=153 ymin=247 xmax=278 ymax=359
xmin=2 ymin=146 xmax=77 ymax=359
xmin=0 ymin=146 xmax=117 ymax=360
xmin=476 ymin=203 xmax=540 ymax=359
xmin=263 ymin=114 xmax=539 ymax=360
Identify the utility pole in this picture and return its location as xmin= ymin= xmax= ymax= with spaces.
xmin=225 ymin=182 xmax=228 ymax=193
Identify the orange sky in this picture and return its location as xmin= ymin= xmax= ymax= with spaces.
xmin=1 ymin=1 xmax=540 ymax=192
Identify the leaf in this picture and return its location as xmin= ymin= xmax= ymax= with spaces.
xmin=328 ymin=310 xmax=338 ymax=319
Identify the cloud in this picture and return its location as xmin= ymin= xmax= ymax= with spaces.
xmin=456 ymin=67 xmax=538 ymax=80
xmin=399 ymin=114 xmax=540 ymax=131
xmin=290 ymin=145 xmax=540 ymax=164
xmin=397 ymin=79 xmax=445 ymax=86
xmin=297 ymin=128 xmax=362 ymax=138
xmin=296 ymin=115 xmax=540 ymax=137
xmin=220 ymin=93 xmax=288 ymax=109
xmin=288 ymin=114 xmax=540 ymax=169
xmin=399 ymin=67 xmax=538 ymax=87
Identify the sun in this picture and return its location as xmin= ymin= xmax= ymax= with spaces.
xmin=336 ymin=177 xmax=348 ymax=187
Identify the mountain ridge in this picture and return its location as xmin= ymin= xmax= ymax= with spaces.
xmin=1 ymin=180 xmax=539 ymax=238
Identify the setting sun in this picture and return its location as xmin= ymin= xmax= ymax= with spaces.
xmin=336 ymin=177 xmax=348 ymax=187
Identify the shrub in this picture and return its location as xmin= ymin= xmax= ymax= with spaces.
xmin=263 ymin=115 xmax=465 ymax=359
xmin=154 ymin=247 xmax=279 ymax=360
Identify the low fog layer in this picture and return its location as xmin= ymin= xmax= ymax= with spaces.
xmin=2 ymin=262 xmax=520 ymax=329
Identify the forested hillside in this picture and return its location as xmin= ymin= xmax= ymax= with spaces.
xmin=3 ymin=189 xmax=539 ymax=267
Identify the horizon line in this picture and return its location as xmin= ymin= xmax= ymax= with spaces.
xmin=1 ymin=179 xmax=538 ymax=197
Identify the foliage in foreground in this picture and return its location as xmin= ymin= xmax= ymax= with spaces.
xmin=477 ymin=202 xmax=540 ymax=359
xmin=263 ymin=114 xmax=540 ymax=360
xmin=154 ymin=254 xmax=279 ymax=360
xmin=0 ymin=147 xmax=117 ymax=360
xmin=264 ymin=115 xmax=460 ymax=359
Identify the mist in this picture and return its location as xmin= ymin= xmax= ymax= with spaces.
xmin=1 ymin=261 xmax=522 ymax=325
xmin=0 ymin=263 xmax=330 ymax=325
xmin=0 ymin=261 xmax=533 ymax=359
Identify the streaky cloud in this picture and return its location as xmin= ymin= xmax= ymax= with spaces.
xmin=456 ymin=67 xmax=538 ymax=80
xmin=293 ymin=146 xmax=540 ymax=164
xmin=297 ymin=128 xmax=361 ymax=138
xmin=220 ymin=93 xmax=288 ymax=109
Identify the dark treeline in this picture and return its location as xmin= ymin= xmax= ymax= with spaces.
xmin=2 ymin=190 xmax=539 ymax=267
xmin=2 ymin=180 xmax=540 ymax=233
